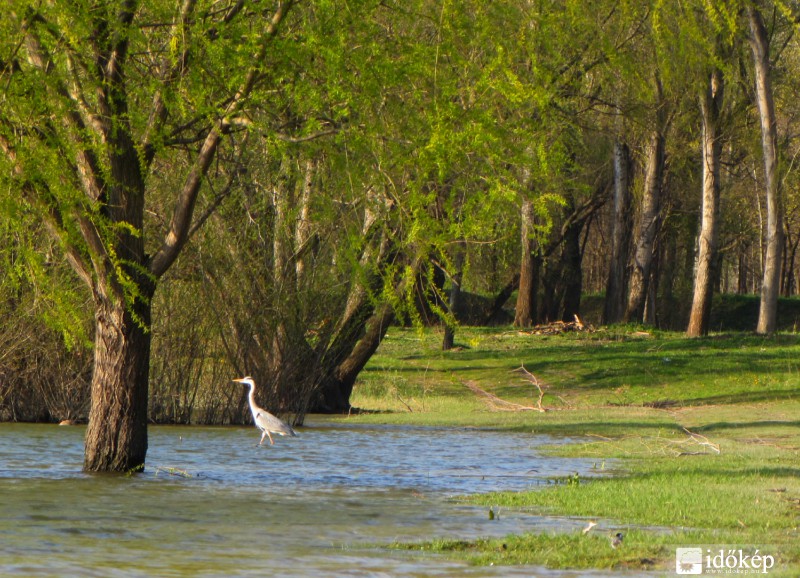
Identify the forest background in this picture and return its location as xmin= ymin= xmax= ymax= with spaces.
xmin=1 ymin=0 xmax=799 ymax=471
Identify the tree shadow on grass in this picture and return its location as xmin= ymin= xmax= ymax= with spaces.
xmin=680 ymin=389 xmax=799 ymax=406
xmin=502 ymin=419 xmax=687 ymax=437
xmin=616 ymin=466 xmax=800 ymax=481
xmin=503 ymin=416 xmax=800 ymax=444
xmin=692 ymin=419 xmax=800 ymax=433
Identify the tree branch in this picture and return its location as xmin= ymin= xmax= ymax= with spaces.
xmin=142 ymin=0 xmax=199 ymax=167
xmin=148 ymin=0 xmax=296 ymax=278
xmin=0 ymin=134 xmax=95 ymax=289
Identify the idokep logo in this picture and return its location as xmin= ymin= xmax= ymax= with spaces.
xmin=675 ymin=546 xmax=776 ymax=575
xmin=676 ymin=548 xmax=703 ymax=575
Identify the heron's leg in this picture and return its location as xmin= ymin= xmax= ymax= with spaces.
xmin=267 ymin=431 xmax=275 ymax=445
xmin=259 ymin=430 xmax=267 ymax=445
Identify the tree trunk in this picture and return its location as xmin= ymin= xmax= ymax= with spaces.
xmin=84 ymin=284 xmax=154 ymax=472
xmin=320 ymin=303 xmax=395 ymax=412
xmin=484 ymin=273 xmax=519 ymax=324
xmin=270 ymin=156 xmax=303 ymax=375
xmin=83 ymin=89 xmax=153 ymax=472
xmin=737 ymin=245 xmax=749 ymax=294
xmin=603 ymin=141 xmax=633 ymax=324
xmin=687 ymin=68 xmax=724 ymax=337
xmin=310 ymin=191 xmax=397 ymax=412
xmin=442 ymin=241 xmax=466 ymax=350
xmin=626 ymin=118 xmax=666 ymax=323
xmin=295 ymin=157 xmax=317 ymax=287
xmin=514 ymin=199 xmax=539 ymax=327
xmin=749 ymin=7 xmax=784 ymax=334
xmin=783 ymin=233 xmax=799 ymax=296
xmin=561 ymin=217 xmax=584 ymax=321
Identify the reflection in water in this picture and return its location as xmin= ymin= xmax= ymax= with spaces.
xmin=0 ymin=422 xmax=625 ymax=577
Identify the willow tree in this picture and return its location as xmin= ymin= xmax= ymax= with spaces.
xmin=0 ymin=1 xmax=295 ymax=472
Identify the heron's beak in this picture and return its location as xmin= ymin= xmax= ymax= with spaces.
xmin=232 ymin=377 xmax=246 ymax=384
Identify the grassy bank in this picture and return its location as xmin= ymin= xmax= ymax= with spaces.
xmin=340 ymin=326 xmax=800 ymax=575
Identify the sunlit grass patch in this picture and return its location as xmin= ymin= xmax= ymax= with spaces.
xmin=352 ymin=326 xmax=800 ymax=411
xmin=394 ymin=528 xmax=798 ymax=575
xmin=351 ymin=325 xmax=800 ymax=573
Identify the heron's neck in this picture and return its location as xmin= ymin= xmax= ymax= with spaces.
xmin=248 ymin=384 xmax=258 ymax=414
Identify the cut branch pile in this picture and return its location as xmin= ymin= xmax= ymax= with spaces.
xmin=523 ymin=315 xmax=595 ymax=336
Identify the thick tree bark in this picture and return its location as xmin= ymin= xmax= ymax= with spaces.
xmin=603 ymin=141 xmax=633 ymax=324
xmin=626 ymin=115 xmax=666 ymax=323
xmin=514 ymin=199 xmax=539 ymax=327
xmin=687 ymin=68 xmax=724 ymax=337
xmin=749 ymin=7 xmax=784 ymax=335
xmin=82 ymin=50 xmax=153 ymax=471
xmin=84 ymin=286 xmax=154 ymax=472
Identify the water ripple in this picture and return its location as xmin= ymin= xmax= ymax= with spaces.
xmin=0 ymin=421 xmax=633 ymax=577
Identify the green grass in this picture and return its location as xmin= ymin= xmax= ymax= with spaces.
xmin=341 ymin=325 xmax=800 ymax=574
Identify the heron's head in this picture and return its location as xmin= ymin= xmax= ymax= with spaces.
xmin=232 ymin=376 xmax=255 ymax=387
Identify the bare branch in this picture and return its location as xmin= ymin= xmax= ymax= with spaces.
xmin=515 ymin=366 xmax=547 ymax=413
xmin=275 ymin=128 xmax=339 ymax=143
xmin=187 ymin=164 xmax=242 ymax=240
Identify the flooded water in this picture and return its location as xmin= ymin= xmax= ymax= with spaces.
xmin=0 ymin=422 xmax=627 ymax=577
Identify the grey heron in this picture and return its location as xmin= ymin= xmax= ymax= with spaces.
xmin=232 ymin=376 xmax=297 ymax=446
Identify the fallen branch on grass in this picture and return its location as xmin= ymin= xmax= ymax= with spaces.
xmin=515 ymin=365 xmax=547 ymax=412
xmin=674 ymin=427 xmax=721 ymax=455
xmin=463 ymin=365 xmax=548 ymax=412
xmin=464 ymin=380 xmax=542 ymax=411
xmin=582 ymin=428 xmax=721 ymax=457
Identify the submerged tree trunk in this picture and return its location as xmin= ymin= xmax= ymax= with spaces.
xmin=81 ymin=102 xmax=153 ymax=472
xmin=626 ymin=90 xmax=667 ymax=323
xmin=515 ymin=199 xmax=539 ymax=327
xmin=749 ymin=7 xmax=783 ymax=335
xmin=84 ymin=287 xmax=154 ymax=472
xmin=687 ymin=68 xmax=724 ymax=337
xmin=603 ymin=141 xmax=633 ymax=324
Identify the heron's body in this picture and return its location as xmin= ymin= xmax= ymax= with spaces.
xmin=233 ymin=377 xmax=297 ymax=445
